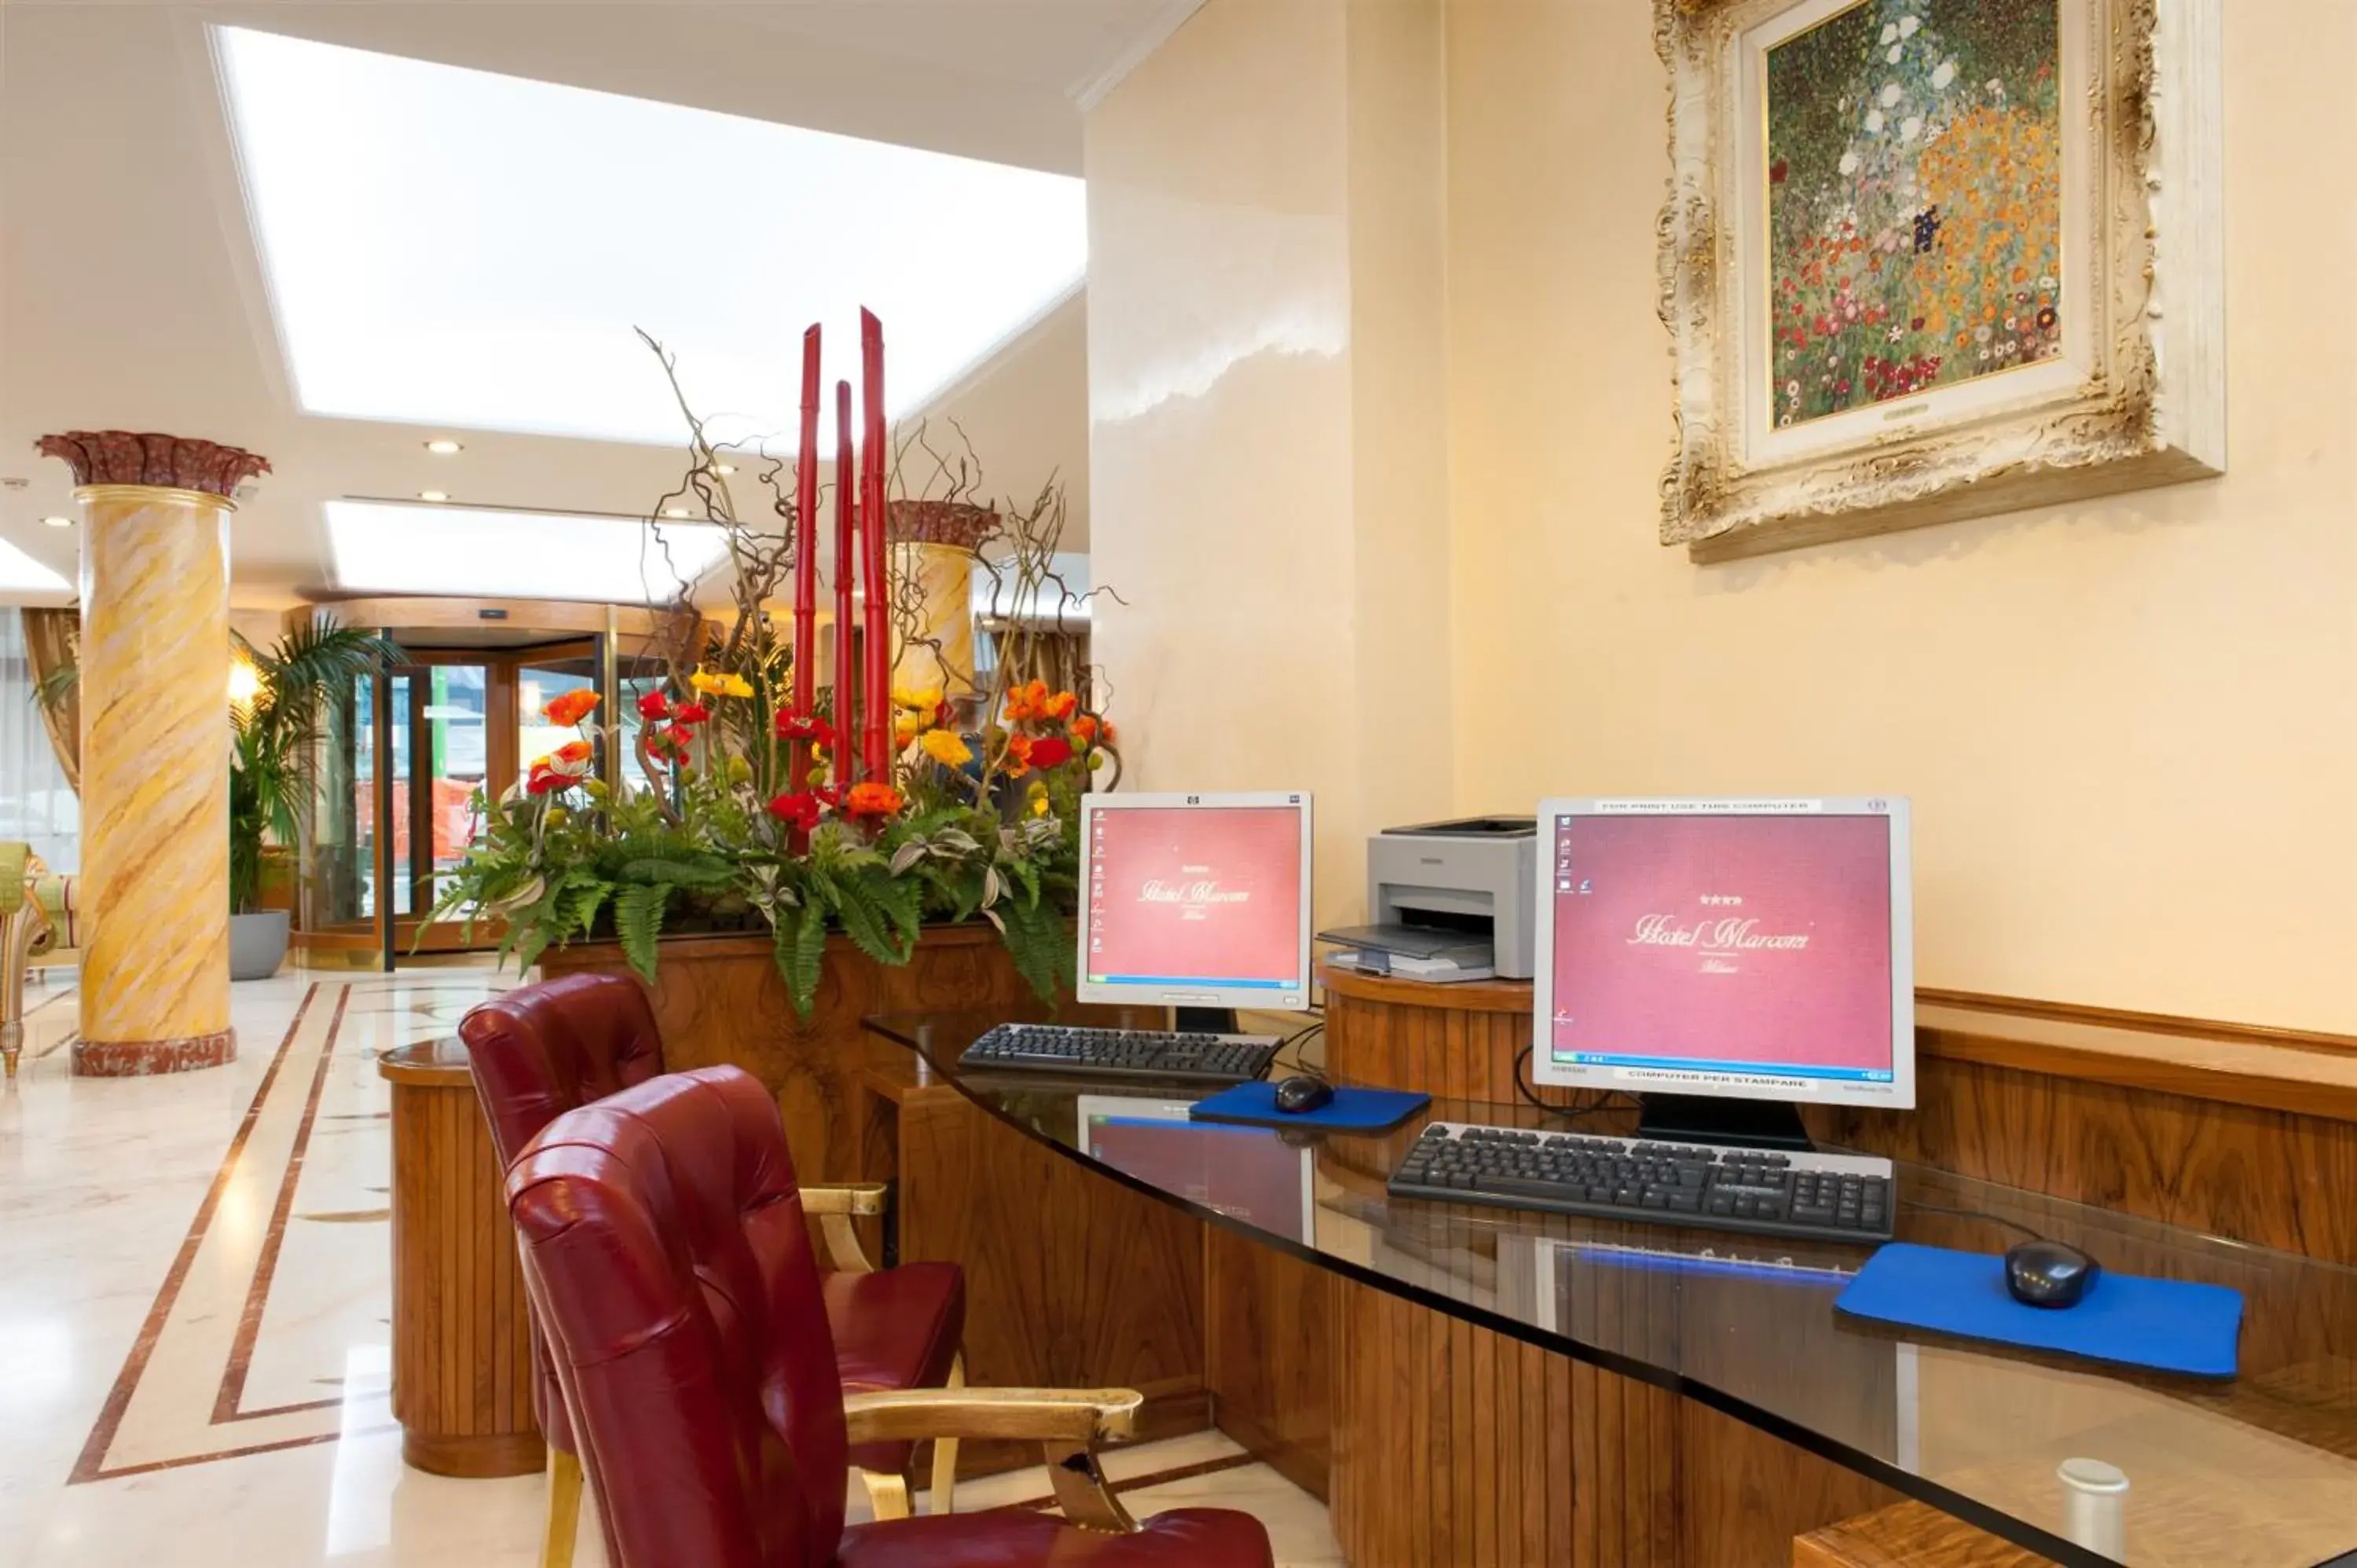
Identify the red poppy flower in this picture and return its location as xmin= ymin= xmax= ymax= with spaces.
xmin=636 ymin=689 xmax=672 ymax=721
xmin=674 ymin=702 xmax=712 ymax=725
xmin=765 ymin=791 xmax=824 ymax=832
xmin=526 ymin=765 xmax=562 ymax=796
xmin=1028 ymin=735 xmax=1072 ymax=770
xmin=775 ymin=712 xmax=835 ymax=746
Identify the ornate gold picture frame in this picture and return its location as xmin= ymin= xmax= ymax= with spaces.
xmin=1655 ymin=0 xmax=2223 ymax=562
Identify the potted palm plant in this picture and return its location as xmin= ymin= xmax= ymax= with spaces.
xmin=229 ymin=617 xmax=404 ymax=979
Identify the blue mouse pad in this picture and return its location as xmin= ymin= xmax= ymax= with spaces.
xmin=1188 ymin=1082 xmax=1430 ymax=1134
xmin=1835 ymin=1243 xmax=2242 ymax=1378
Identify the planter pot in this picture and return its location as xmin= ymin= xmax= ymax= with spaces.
xmin=229 ymin=910 xmax=291 ymax=981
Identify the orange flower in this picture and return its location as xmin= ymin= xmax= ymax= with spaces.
xmin=1043 ymin=689 xmax=1078 ymax=720
xmin=1071 ymin=714 xmax=1098 ymax=745
xmin=1002 ymin=732 xmax=1035 ymax=777
xmin=544 ymin=689 xmax=599 ymax=727
xmin=842 ymin=781 xmax=904 ymax=819
xmin=1003 ymin=679 xmax=1053 ymax=724
xmin=550 ymin=739 xmax=594 ymax=778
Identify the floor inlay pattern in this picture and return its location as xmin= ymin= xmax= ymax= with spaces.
xmin=0 ymin=964 xmax=1341 ymax=1567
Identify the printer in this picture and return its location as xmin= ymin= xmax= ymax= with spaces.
xmin=1319 ymin=816 xmax=1537 ymax=981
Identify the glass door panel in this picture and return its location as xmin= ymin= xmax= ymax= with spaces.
xmin=517 ymin=657 xmax=598 ymax=790
xmin=422 ymin=664 xmax=489 ymax=905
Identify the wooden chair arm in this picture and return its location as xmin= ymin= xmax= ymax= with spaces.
xmin=801 ymin=1183 xmax=887 ymax=1273
xmin=799 ymin=1182 xmax=888 ymax=1217
xmin=841 ymin=1388 xmax=1146 ymax=1533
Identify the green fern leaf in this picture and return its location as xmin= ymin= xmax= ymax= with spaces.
xmin=770 ymin=901 xmax=830 ymax=1018
xmin=618 ymin=855 xmax=735 ymax=889
xmin=614 ymin=883 xmax=669 ymax=983
xmin=566 ymin=881 xmax=612 ymax=941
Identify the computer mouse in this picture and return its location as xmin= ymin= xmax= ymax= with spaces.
xmin=2004 ymin=1240 xmax=2101 ymax=1308
xmin=1272 ymin=1075 xmax=1335 ymax=1115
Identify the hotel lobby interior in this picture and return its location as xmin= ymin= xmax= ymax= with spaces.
xmin=3 ymin=2 xmax=2355 ymax=1566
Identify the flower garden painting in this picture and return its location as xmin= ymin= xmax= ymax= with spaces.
xmin=1766 ymin=0 xmax=2061 ymax=427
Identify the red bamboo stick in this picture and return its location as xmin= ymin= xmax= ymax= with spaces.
xmin=790 ymin=324 xmax=821 ymax=796
xmin=859 ymin=308 xmax=892 ymax=783
xmin=833 ymin=377 xmax=858 ymax=787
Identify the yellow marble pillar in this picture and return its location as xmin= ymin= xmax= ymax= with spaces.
xmin=39 ymin=431 xmax=267 ymax=1075
xmin=889 ymin=541 xmax=978 ymax=701
xmin=885 ymin=501 xmax=998 ymax=704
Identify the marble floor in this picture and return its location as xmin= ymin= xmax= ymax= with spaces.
xmin=0 ymin=964 xmax=1341 ymax=1567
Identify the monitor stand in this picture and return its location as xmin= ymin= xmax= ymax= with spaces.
xmin=1174 ymin=1006 xmax=1240 ymax=1035
xmin=1633 ymin=1094 xmax=1815 ymax=1153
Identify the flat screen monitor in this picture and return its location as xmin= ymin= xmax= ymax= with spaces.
xmin=1076 ymin=791 xmax=1314 ymax=1012
xmin=1530 ymin=797 xmax=1913 ymax=1114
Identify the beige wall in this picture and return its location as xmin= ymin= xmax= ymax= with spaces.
xmin=1086 ymin=0 xmax=1451 ymax=927
xmin=1089 ymin=0 xmax=2352 ymax=1031
xmin=1446 ymin=0 xmax=2357 ymax=1031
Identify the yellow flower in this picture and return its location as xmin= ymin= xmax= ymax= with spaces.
xmin=890 ymin=686 xmax=944 ymax=713
xmin=918 ymin=729 xmax=973 ymax=768
xmin=689 ymin=665 xmax=754 ymax=699
xmin=895 ymin=709 xmax=926 ymax=746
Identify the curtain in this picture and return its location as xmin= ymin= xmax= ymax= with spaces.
xmin=0 ymin=610 xmax=80 ymax=870
xmin=21 ymin=607 xmax=79 ymax=791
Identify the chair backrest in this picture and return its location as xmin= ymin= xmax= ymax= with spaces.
xmin=460 ymin=971 xmax=666 ymax=1171
xmin=508 ymin=1066 xmax=850 ymax=1568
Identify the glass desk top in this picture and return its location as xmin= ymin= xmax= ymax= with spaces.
xmin=865 ymin=1009 xmax=2357 ymax=1568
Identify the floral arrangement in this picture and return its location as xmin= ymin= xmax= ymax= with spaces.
xmin=430 ymin=320 xmax=1116 ymax=1013
xmin=440 ymin=665 xmax=1117 ymax=1013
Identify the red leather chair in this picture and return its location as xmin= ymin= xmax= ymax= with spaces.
xmin=508 ymin=1065 xmax=1275 ymax=1568
xmin=462 ymin=974 xmax=966 ymax=1566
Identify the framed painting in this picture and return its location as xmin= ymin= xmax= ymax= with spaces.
xmin=1655 ymin=0 xmax=2223 ymax=562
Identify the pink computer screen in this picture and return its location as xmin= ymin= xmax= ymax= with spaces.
xmin=1085 ymin=805 xmax=1304 ymax=990
xmin=1547 ymin=812 xmax=1896 ymax=1082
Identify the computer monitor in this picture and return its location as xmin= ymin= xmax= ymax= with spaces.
xmin=1076 ymin=791 xmax=1314 ymax=1013
xmin=1530 ymin=797 xmax=1913 ymax=1149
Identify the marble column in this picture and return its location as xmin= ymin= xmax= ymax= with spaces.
xmin=37 ymin=431 xmax=270 ymax=1075
xmin=885 ymin=500 xmax=999 ymax=705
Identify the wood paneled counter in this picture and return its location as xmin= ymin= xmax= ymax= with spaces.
xmin=378 ymin=1036 xmax=542 ymax=1478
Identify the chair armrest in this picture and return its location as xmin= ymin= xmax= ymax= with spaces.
xmin=842 ymin=1388 xmax=1146 ymax=1533
xmin=841 ymin=1387 xmax=1141 ymax=1445
xmin=801 ymin=1182 xmax=887 ymax=1273
xmin=800 ymin=1182 xmax=887 ymax=1217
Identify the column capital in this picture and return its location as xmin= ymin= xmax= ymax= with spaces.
xmin=887 ymin=500 xmax=1000 ymax=550
xmin=36 ymin=430 xmax=270 ymax=497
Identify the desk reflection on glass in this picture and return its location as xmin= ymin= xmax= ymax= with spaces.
xmin=1077 ymin=1095 xmax=1317 ymax=1244
xmin=869 ymin=1007 xmax=2357 ymax=1568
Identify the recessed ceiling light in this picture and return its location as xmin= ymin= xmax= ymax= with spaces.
xmin=41 ymin=515 xmax=72 ymax=529
xmin=662 ymin=506 xmax=692 ymax=518
xmin=326 ymin=500 xmax=729 ymax=602
xmin=418 ymin=490 xmax=449 ymax=503
xmin=424 ymin=438 xmax=464 ymax=454
xmin=216 ymin=26 xmax=1086 ymax=449
xmin=712 ymin=463 xmax=736 ymax=476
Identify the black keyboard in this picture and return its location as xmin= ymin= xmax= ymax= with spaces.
xmin=1387 ymin=1121 xmax=1895 ymax=1244
xmin=958 ymin=1023 xmax=1281 ymax=1086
